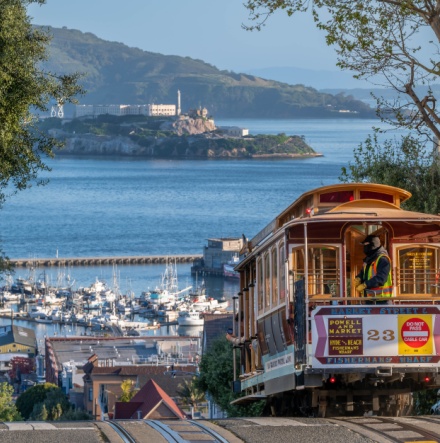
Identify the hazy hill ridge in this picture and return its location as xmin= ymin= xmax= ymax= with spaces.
xmin=42 ymin=26 xmax=375 ymax=119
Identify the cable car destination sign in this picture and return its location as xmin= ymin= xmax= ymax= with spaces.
xmin=311 ymin=306 xmax=440 ymax=368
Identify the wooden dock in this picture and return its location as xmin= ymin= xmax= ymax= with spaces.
xmin=8 ymin=254 xmax=202 ymax=268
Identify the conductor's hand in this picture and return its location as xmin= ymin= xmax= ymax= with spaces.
xmin=356 ymin=283 xmax=367 ymax=293
xmin=353 ymin=277 xmax=361 ymax=287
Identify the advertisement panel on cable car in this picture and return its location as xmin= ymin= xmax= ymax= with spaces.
xmin=311 ymin=305 xmax=440 ymax=368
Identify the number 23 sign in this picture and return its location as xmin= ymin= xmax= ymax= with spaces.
xmin=352 ymin=314 xmax=433 ymax=356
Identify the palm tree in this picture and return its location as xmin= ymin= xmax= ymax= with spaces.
xmin=119 ymin=379 xmax=138 ymax=402
xmin=176 ymin=377 xmax=205 ymax=412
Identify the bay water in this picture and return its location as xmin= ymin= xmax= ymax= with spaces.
xmin=0 ymin=117 xmax=401 ymax=304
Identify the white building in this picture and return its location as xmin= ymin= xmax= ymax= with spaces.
xmin=147 ymin=104 xmax=177 ymax=116
xmin=75 ymin=91 xmax=182 ymax=118
xmin=75 ymin=104 xmax=150 ymax=118
xmin=219 ymin=126 xmax=249 ymax=137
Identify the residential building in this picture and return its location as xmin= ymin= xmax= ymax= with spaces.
xmin=113 ymin=379 xmax=186 ymax=420
xmin=0 ymin=325 xmax=36 ymax=371
xmin=44 ymin=336 xmax=201 ymax=419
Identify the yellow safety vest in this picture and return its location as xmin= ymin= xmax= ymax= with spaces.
xmin=363 ymin=254 xmax=393 ymax=298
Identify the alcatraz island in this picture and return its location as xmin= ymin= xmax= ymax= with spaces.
xmin=41 ymin=92 xmax=321 ymax=159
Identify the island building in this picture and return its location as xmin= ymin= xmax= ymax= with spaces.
xmin=218 ymin=126 xmax=249 ymax=137
xmin=74 ymin=90 xmax=183 ymax=118
xmin=191 ymin=237 xmax=243 ymax=277
xmin=187 ymin=107 xmax=208 ymax=119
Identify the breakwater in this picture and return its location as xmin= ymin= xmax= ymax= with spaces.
xmin=9 ymin=254 xmax=202 ymax=268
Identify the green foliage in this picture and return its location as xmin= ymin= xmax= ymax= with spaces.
xmin=413 ymin=389 xmax=438 ymax=415
xmin=196 ymin=337 xmax=265 ymax=417
xmin=0 ymin=382 xmax=22 ymax=421
xmin=16 ymin=382 xmax=61 ymax=419
xmin=340 ymin=134 xmax=440 ymax=214
xmin=39 ymin=116 xmax=316 ymax=158
xmin=0 ymin=1 xmax=83 ymax=207
xmin=59 ymin=408 xmax=92 ymax=420
xmin=176 ymin=377 xmax=205 ymax=411
xmin=31 ymin=403 xmax=48 ymax=421
xmin=28 ymin=387 xmax=70 ymax=421
xmin=243 ymin=0 xmax=440 ymax=140
xmin=119 ymin=379 xmax=138 ymax=402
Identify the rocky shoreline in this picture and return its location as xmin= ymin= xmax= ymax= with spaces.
xmin=48 ymin=115 xmax=320 ymax=159
xmin=55 ymin=132 xmax=320 ymax=159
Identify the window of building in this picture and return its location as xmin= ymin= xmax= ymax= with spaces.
xmin=88 ymin=387 xmax=93 ymax=402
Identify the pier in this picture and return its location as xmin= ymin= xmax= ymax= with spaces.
xmin=8 ymin=254 xmax=202 ymax=268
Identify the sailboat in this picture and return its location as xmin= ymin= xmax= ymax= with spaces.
xmin=143 ymin=258 xmax=192 ymax=307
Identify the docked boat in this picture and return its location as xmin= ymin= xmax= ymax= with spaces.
xmin=143 ymin=259 xmax=192 ymax=306
xmin=11 ymin=277 xmax=33 ymax=295
xmin=191 ymin=297 xmax=229 ymax=312
xmin=223 ymin=254 xmax=240 ymax=279
xmin=1 ymin=291 xmax=20 ymax=302
xmin=177 ymin=310 xmax=204 ymax=327
xmin=28 ymin=305 xmax=50 ymax=320
xmin=83 ymin=293 xmax=103 ymax=310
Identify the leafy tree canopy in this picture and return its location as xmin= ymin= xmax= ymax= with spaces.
xmin=0 ymin=382 xmax=22 ymax=421
xmin=340 ymin=134 xmax=440 ymax=214
xmin=119 ymin=379 xmax=138 ymax=403
xmin=196 ymin=337 xmax=264 ymax=417
xmin=176 ymin=377 xmax=205 ymax=412
xmin=0 ymin=0 xmax=83 ymax=208
xmin=29 ymin=387 xmax=70 ymax=421
xmin=15 ymin=382 xmax=59 ymax=419
xmin=243 ymin=0 xmax=440 ymax=141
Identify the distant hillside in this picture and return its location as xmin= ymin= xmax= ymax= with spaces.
xmin=41 ymin=26 xmax=375 ymax=119
xmin=243 ymin=66 xmax=366 ymax=90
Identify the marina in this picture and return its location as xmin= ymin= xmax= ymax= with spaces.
xmin=0 ymin=259 xmax=231 ymax=341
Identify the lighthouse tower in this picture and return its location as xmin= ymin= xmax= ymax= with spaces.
xmin=177 ymin=90 xmax=181 ymax=116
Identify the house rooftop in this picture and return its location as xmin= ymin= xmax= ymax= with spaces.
xmin=46 ymin=335 xmax=201 ymax=368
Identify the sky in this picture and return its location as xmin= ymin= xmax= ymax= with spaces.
xmin=27 ymin=0 xmax=339 ymax=73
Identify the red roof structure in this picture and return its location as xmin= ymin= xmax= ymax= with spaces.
xmin=114 ymin=379 xmax=187 ymax=420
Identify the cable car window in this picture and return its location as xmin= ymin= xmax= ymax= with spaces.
xmin=279 ymin=308 xmax=293 ymax=346
xmin=292 ymin=246 xmax=339 ymax=297
xmin=319 ymin=191 xmax=353 ymax=203
xmin=264 ymin=316 xmax=278 ymax=356
xmin=279 ymin=244 xmax=286 ymax=300
xmin=271 ymin=310 xmax=286 ymax=353
xmin=397 ymin=246 xmax=440 ymax=295
xmin=272 ymin=248 xmax=278 ymax=306
xmin=257 ymin=319 xmax=269 ymax=356
xmin=359 ymin=190 xmax=394 ymax=203
xmin=257 ymin=259 xmax=263 ymax=312
xmin=265 ymin=253 xmax=270 ymax=309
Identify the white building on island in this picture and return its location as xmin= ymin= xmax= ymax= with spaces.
xmin=218 ymin=126 xmax=249 ymax=137
xmin=75 ymin=90 xmax=183 ymax=118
